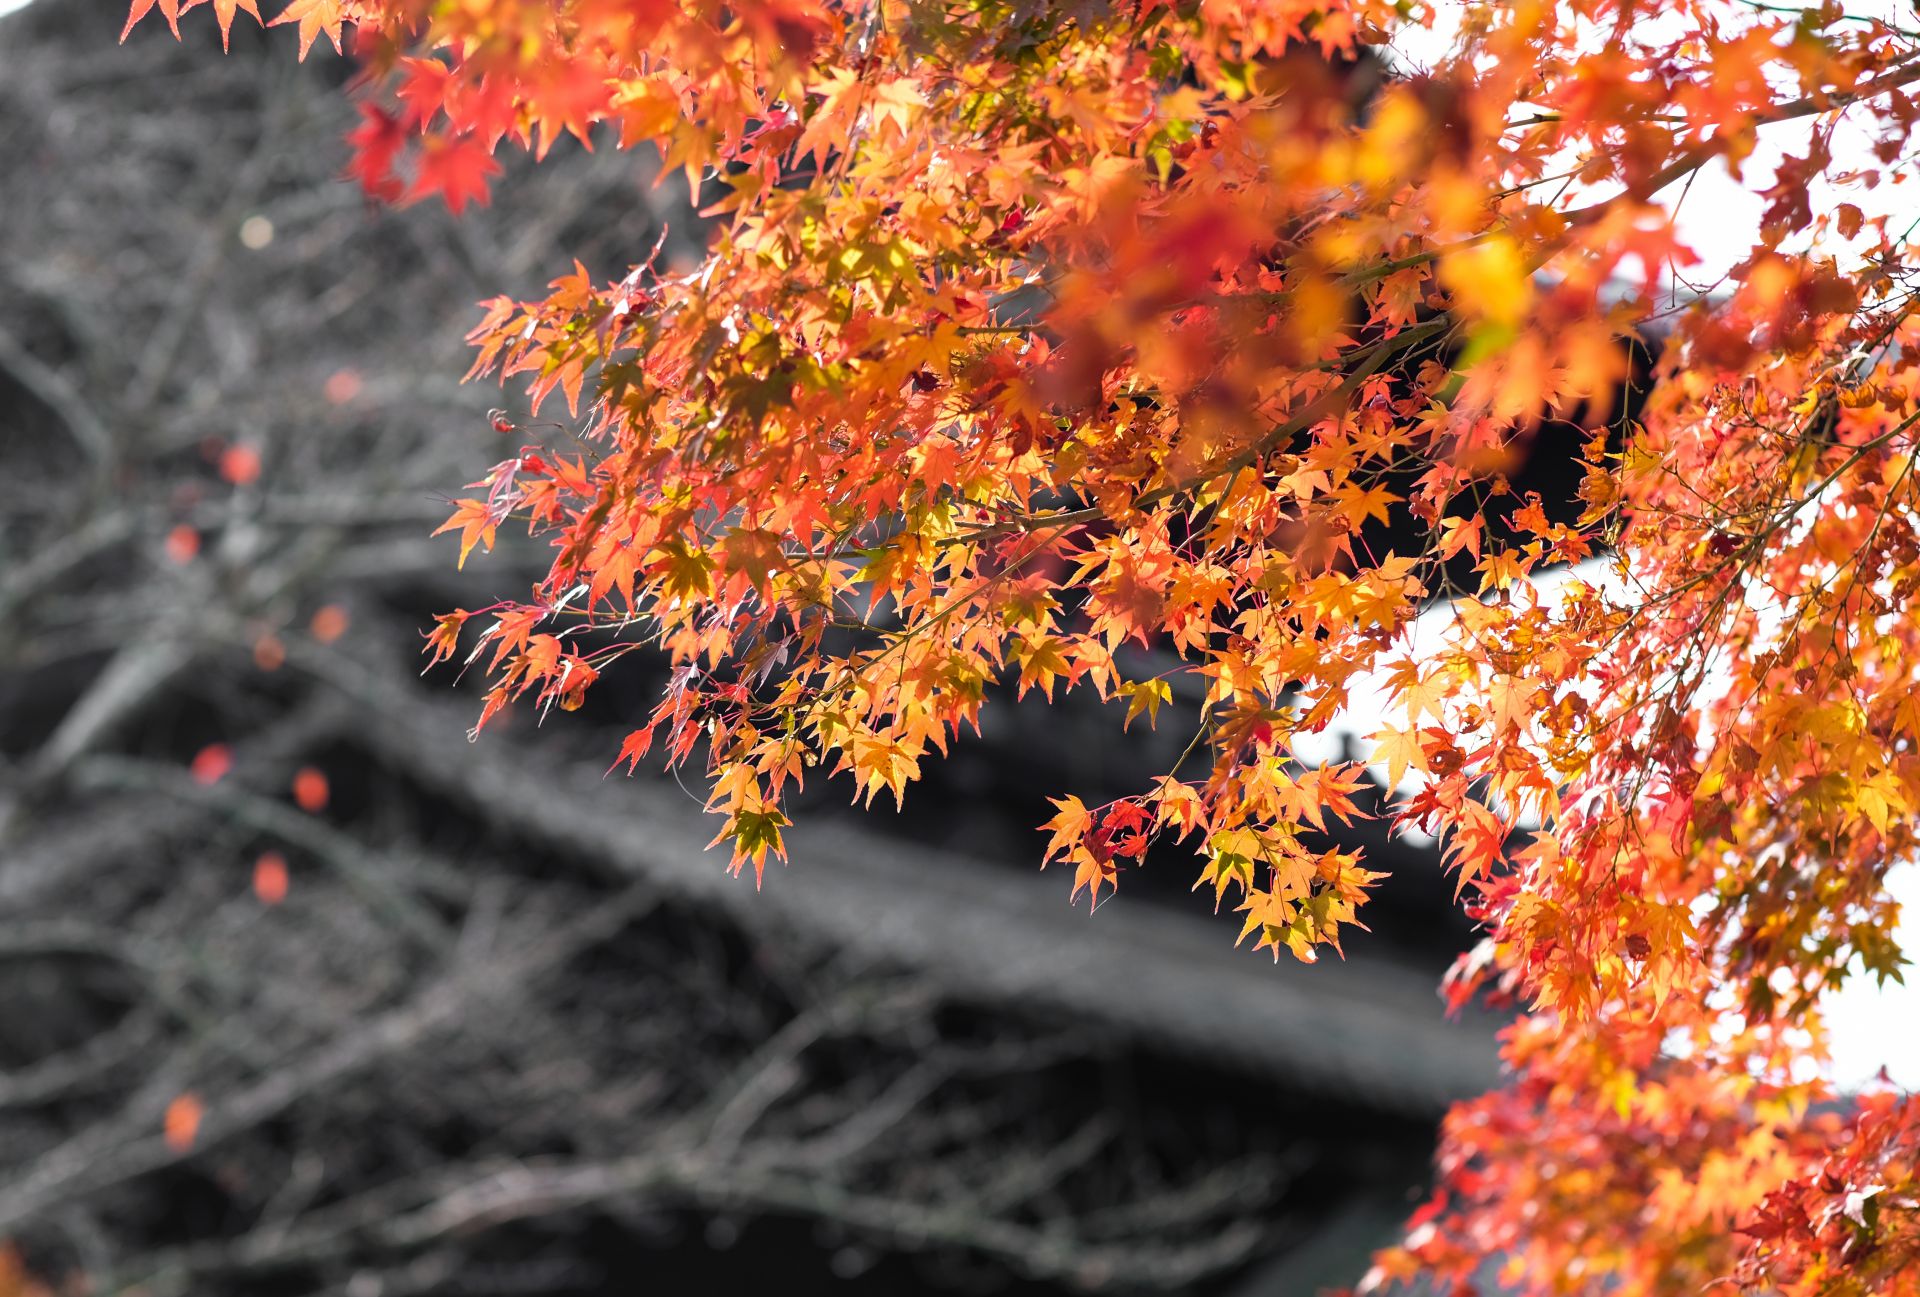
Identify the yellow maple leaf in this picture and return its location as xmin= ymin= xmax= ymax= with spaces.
xmin=1439 ymin=234 xmax=1533 ymax=327
xmin=1368 ymin=723 xmax=1430 ymax=791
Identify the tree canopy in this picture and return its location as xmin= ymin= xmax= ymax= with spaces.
xmin=124 ymin=0 xmax=1920 ymax=1290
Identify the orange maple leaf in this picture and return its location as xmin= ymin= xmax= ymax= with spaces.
xmin=208 ymin=0 xmax=262 ymax=49
xmin=431 ymin=498 xmax=497 ymax=569
xmin=267 ymin=0 xmax=344 ymax=59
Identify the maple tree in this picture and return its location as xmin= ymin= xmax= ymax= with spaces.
xmin=121 ymin=0 xmax=1920 ymax=1289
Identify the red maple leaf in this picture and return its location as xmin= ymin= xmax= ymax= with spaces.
xmin=406 ymin=132 xmax=501 ymax=215
xmin=395 ymin=56 xmax=453 ymax=130
xmin=344 ymin=104 xmax=405 ymax=202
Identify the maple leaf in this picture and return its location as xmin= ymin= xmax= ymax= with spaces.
xmin=1474 ymin=546 xmax=1529 ymax=594
xmin=1367 ymin=724 xmax=1430 ymax=792
xmin=1121 ymin=678 xmax=1172 ymax=731
xmin=714 ymin=806 xmax=790 ymax=887
xmin=846 ymin=732 xmax=918 ymax=808
xmin=1153 ymin=779 xmax=1209 ymax=841
xmin=431 ymin=498 xmax=497 ymax=569
xmin=266 ymin=0 xmax=344 ymax=59
xmin=406 ymin=133 xmax=502 ymax=215
xmin=651 ymin=540 xmax=716 ymax=603
xmin=1435 ymin=513 xmax=1483 ymax=562
xmin=208 ymin=0 xmax=262 ymax=50
xmin=608 ymin=726 xmax=655 ymax=776
xmin=395 ymin=57 xmax=453 ymax=130
xmin=721 ymin=527 xmax=786 ymax=593
xmin=121 ymin=0 xmax=184 ymax=39
xmin=1440 ymin=236 xmax=1532 ymax=327
xmin=1192 ymin=840 xmax=1254 ymax=911
xmin=1040 ymin=795 xmax=1091 ymax=865
xmin=1386 ymin=658 xmax=1450 ymax=724
xmin=345 ymin=104 xmax=406 ymax=203
xmin=1015 ymin=637 xmax=1072 ymax=700
xmin=1067 ymin=843 xmax=1119 ymax=908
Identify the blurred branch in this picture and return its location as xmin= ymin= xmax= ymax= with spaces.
xmin=0 ymin=886 xmax=662 ymax=1236
xmin=72 ymin=755 xmax=460 ymax=952
xmin=0 ymin=325 xmax=114 ymax=477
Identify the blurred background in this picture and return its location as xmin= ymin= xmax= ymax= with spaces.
xmin=0 ymin=4 xmax=1502 ymax=1293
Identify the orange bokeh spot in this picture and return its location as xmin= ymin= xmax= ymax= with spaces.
xmin=310 ymin=604 xmax=350 ymax=643
xmin=164 ymin=525 xmax=200 ymax=564
xmin=253 ymin=851 xmax=290 ymax=905
xmin=219 ymin=443 xmax=262 ymax=486
xmin=164 ymin=1093 xmax=204 ymax=1152
xmin=190 ymin=744 xmax=232 ymax=785
xmin=324 ymin=368 xmax=364 ymax=403
xmin=253 ymin=633 xmax=287 ymax=672
xmin=292 ymin=766 xmax=330 ymax=813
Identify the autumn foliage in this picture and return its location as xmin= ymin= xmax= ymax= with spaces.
xmin=124 ymin=0 xmax=1920 ymax=1289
